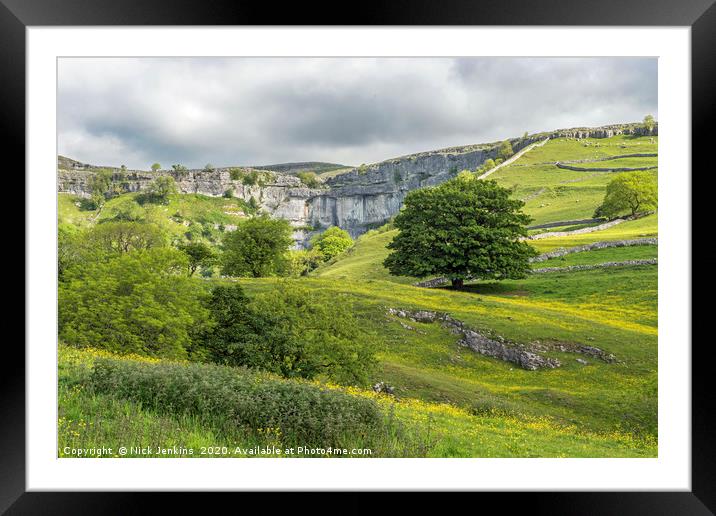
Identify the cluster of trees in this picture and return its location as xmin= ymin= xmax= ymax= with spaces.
xmin=58 ymin=212 xmax=368 ymax=383
xmin=228 ymin=168 xmax=269 ymax=186
xmin=221 ymin=218 xmax=353 ymax=278
xmin=85 ymin=170 xmax=179 ymax=210
xmin=474 ymin=141 xmax=514 ymax=176
xmin=643 ymin=114 xmax=656 ymax=131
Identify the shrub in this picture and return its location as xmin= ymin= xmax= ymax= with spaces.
xmin=102 ymin=197 xmax=145 ymax=222
xmin=199 ymin=283 xmax=374 ymax=385
xmin=281 ymin=248 xmax=324 ymax=276
xmin=229 ymin=167 xmax=243 ymax=181
xmin=59 ymin=248 xmax=209 ymax=359
xmin=310 ymin=226 xmax=353 ymax=261
xmin=223 ymin=188 xmax=234 ymax=198
xmin=89 ymin=358 xmax=385 ymax=446
xmin=241 ymin=170 xmax=260 ymax=186
xmin=296 ymin=171 xmax=320 ymax=188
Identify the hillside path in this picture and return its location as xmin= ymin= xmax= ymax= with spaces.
xmin=477 ymin=137 xmax=550 ymax=180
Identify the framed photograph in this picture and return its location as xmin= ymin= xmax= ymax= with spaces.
xmin=7 ymin=0 xmax=713 ymax=511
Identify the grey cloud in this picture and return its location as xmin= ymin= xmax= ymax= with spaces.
xmin=58 ymin=57 xmax=657 ymax=169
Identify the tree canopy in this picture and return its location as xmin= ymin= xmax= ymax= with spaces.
xmin=143 ymin=175 xmax=178 ymax=204
xmin=384 ymin=173 xmax=537 ymax=288
xmin=594 ymin=171 xmax=658 ymax=219
xmin=221 ymin=215 xmax=293 ymax=277
xmin=59 ymin=248 xmax=209 ymax=359
xmin=497 ymin=140 xmax=514 ymax=160
xmin=310 ymin=226 xmax=353 ymax=261
xmin=177 ymin=240 xmax=215 ymax=276
xmin=86 ymin=221 xmax=167 ymax=256
xmin=643 ymin=114 xmax=656 ymax=131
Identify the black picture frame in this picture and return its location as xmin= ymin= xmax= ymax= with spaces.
xmin=4 ymin=0 xmax=712 ymax=512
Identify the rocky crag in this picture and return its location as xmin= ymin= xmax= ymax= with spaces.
xmin=57 ymin=122 xmax=657 ymax=245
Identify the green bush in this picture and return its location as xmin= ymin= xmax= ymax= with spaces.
xmin=282 ymin=248 xmax=324 ymax=276
xmin=199 ymin=283 xmax=375 ymax=385
xmin=310 ymin=226 xmax=353 ymax=261
xmin=296 ymin=171 xmax=320 ymax=188
xmin=241 ymin=170 xmax=260 ymax=186
xmin=59 ymin=248 xmax=209 ymax=359
xmin=89 ymin=358 xmax=385 ymax=446
xmin=229 ymin=168 xmax=243 ymax=181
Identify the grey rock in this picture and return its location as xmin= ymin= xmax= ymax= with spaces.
xmin=372 ymin=381 xmax=395 ymax=395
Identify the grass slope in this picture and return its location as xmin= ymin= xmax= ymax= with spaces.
xmin=59 ymin=192 xmax=252 ymax=241
xmin=59 ymin=346 xmax=655 ymax=457
xmin=490 ymin=135 xmax=658 ymax=225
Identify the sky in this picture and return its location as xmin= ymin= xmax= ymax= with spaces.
xmin=58 ymin=57 xmax=657 ymax=169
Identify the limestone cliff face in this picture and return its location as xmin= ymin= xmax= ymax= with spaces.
xmin=57 ymin=122 xmax=657 ymax=245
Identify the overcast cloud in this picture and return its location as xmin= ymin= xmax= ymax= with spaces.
xmin=58 ymin=57 xmax=657 ymax=169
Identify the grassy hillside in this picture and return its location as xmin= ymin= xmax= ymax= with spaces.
xmin=59 ymin=192 xmax=252 ymax=242
xmin=489 ymin=135 xmax=657 ymax=225
xmin=57 ymin=132 xmax=658 ymax=458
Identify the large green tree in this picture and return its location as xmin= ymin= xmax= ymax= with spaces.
xmin=221 ymin=215 xmax=293 ymax=277
xmin=594 ymin=171 xmax=658 ymax=219
xmin=384 ymin=173 xmax=537 ymax=288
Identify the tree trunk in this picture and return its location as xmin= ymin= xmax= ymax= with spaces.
xmin=451 ymin=278 xmax=464 ymax=289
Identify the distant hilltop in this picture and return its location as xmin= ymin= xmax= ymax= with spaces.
xmin=251 ymin=162 xmax=352 ymax=176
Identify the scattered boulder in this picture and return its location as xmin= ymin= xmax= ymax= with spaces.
xmin=372 ymin=381 xmax=395 ymax=395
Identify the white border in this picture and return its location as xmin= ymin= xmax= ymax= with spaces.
xmin=27 ymin=27 xmax=691 ymax=491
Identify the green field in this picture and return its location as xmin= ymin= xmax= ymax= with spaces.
xmin=490 ymin=136 xmax=658 ymax=225
xmin=58 ymin=133 xmax=659 ymax=457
